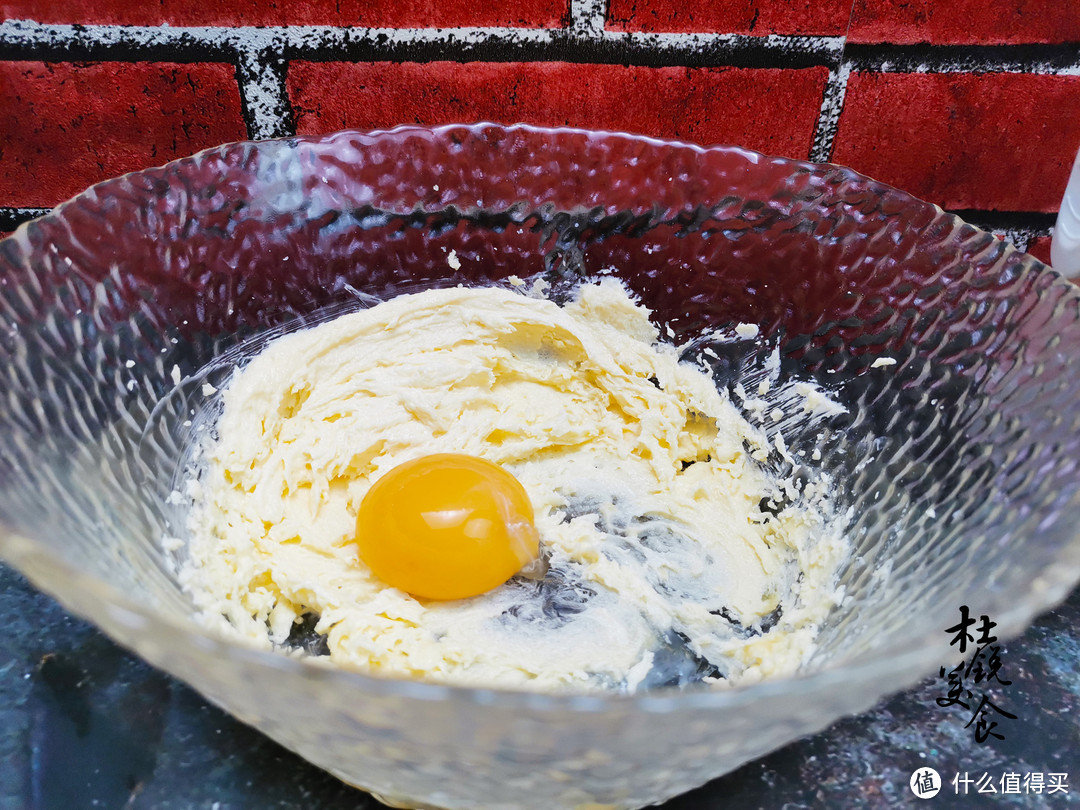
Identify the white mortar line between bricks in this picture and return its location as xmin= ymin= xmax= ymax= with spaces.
xmin=0 ymin=19 xmax=233 ymax=49
xmin=991 ymin=229 xmax=1035 ymax=254
xmin=4 ymin=20 xmax=1076 ymax=72
xmin=610 ymin=31 xmax=844 ymax=57
xmin=570 ymin=0 xmax=607 ymax=39
xmin=809 ymin=61 xmax=850 ymax=164
xmin=988 ymin=225 xmax=1055 ymax=254
xmin=235 ymin=38 xmax=294 ymax=139
xmin=850 ymin=57 xmax=1080 ymax=76
xmin=0 ymin=19 xmax=556 ymax=50
xmin=2 ymin=207 xmax=51 ymax=221
xmin=0 ymin=20 xmax=845 ymax=58
xmin=249 ymin=28 xmax=846 ymax=60
xmin=284 ymin=25 xmax=556 ymax=50
xmin=0 ymin=207 xmax=52 ymax=233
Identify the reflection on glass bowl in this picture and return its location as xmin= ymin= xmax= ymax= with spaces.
xmin=1 ymin=124 xmax=1078 ymax=810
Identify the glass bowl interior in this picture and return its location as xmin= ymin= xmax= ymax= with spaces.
xmin=1 ymin=123 xmax=1079 ymax=810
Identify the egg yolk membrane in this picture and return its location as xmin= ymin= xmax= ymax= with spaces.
xmin=355 ymin=454 xmax=541 ymax=601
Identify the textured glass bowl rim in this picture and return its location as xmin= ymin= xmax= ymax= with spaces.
xmin=2 ymin=122 xmax=1079 ymax=717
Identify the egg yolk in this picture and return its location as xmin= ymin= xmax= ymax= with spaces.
xmin=355 ymin=454 xmax=542 ymax=601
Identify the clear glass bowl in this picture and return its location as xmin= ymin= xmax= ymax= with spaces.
xmin=1 ymin=124 xmax=1078 ymax=810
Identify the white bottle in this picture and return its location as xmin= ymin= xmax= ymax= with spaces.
xmin=1051 ymin=146 xmax=1080 ymax=278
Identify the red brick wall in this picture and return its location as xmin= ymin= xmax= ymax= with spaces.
xmin=1 ymin=0 xmax=1078 ymax=265
xmin=0 ymin=0 xmax=571 ymax=27
xmin=287 ymin=61 xmax=830 ymax=156
xmin=0 ymin=61 xmax=246 ymax=207
xmin=831 ymin=71 xmax=1080 ymax=213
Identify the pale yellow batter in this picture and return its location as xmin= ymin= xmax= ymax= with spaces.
xmin=181 ymin=280 xmax=846 ymax=692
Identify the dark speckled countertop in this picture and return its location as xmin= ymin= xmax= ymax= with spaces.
xmin=0 ymin=562 xmax=1076 ymax=810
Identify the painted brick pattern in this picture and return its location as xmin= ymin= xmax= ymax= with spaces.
xmin=0 ymin=1 xmax=1075 ymax=268
xmin=831 ymin=72 xmax=1080 ymax=213
xmin=289 ymin=62 xmax=830 ymax=159
xmin=0 ymin=0 xmax=570 ymax=28
xmin=605 ymin=0 xmax=852 ymax=35
xmin=848 ymin=0 xmax=1080 ymax=44
xmin=0 ymin=61 xmax=246 ymax=207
